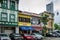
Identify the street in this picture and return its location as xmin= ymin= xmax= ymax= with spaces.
xmin=43 ymin=37 xmax=60 ymax=40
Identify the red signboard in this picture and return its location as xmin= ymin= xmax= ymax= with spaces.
xmin=33 ymin=26 xmax=43 ymax=31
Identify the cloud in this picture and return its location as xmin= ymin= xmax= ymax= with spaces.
xmin=19 ymin=0 xmax=60 ymax=13
xmin=19 ymin=0 xmax=60 ymax=23
xmin=19 ymin=0 xmax=50 ymax=13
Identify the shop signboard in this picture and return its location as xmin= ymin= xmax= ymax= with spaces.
xmin=0 ymin=21 xmax=18 ymax=26
xmin=18 ymin=22 xmax=31 ymax=26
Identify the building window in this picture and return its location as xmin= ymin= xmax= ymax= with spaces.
xmin=10 ymin=14 xmax=15 ymax=22
xmin=10 ymin=1 xmax=15 ymax=10
xmin=38 ymin=19 xmax=40 ymax=24
xmin=25 ymin=18 xmax=30 ymax=22
xmin=1 ymin=0 xmax=8 ymax=9
xmin=1 ymin=12 xmax=7 ymax=21
xmin=31 ymin=17 xmax=40 ymax=25
xmin=19 ymin=17 xmax=30 ymax=23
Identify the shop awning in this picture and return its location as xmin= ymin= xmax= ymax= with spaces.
xmin=33 ymin=27 xmax=43 ymax=31
xmin=20 ymin=26 xmax=34 ymax=30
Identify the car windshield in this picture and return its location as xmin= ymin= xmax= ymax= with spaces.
xmin=14 ymin=34 xmax=21 ymax=37
xmin=24 ymin=34 xmax=31 ymax=36
xmin=34 ymin=33 xmax=41 ymax=35
xmin=0 ymin=34 xmax=8 ymax=37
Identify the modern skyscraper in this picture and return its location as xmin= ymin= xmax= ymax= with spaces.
xmin=46 ymin=2 xmax=54 ymax=13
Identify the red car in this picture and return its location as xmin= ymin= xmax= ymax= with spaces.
xmin=22 ymin=34 xmax=35 ymax=40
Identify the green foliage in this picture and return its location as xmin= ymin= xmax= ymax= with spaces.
xmin=41 ymin=14 xmax=49 ymax=25
xmin=42 ymin=26 xmax=47 ymax=37
xmin=58 ymin=27 xmax=60 ymax=30
xmin=41 ymin=14 xmax=49 ymax=36
xmin=54 ymin=23 xmax=60 ymax=30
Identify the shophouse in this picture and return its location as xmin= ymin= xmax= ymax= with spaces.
xmin=40 ymin=11 xmax=54 ymax=33
xmin=30 ymin=13 xmax=43 ymax=33
xmin=18 ymin=11 xmax=34 ymax=34
xmin=18 ymin=11 xmax=43 ymax=34
xmin=0 ymin=0 xmax=19 ymax=34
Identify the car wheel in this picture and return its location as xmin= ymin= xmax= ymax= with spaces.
xmin=35 ymin=37 xmax=37 ymax=40
xmin=21 ymin=38 xmax=25 ymax=40
xmin=23 ymin=39 xmax=26 ymax=40
xmin=40 ymin=38 xmax=43 ymax=40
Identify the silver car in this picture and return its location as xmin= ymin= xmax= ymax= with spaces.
xmin=31 ymin=33 xmax=44 ymax=40
xmin=0 ymin=33 xmax=11 ymax=40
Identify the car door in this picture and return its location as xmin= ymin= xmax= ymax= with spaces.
xmin=31 ymin=34 xmax=36 ymax=38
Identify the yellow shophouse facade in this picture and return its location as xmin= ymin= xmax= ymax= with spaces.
xmin=18 ymin=11 xmax=33 ymax=34
xmin=18 ymin=11 xmax=31 ymax=26
xmin=40 ymin=11 xmax=54 ymax=33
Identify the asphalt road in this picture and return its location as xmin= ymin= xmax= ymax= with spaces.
xmin=43 ymin=37 xmax=60 ymax=40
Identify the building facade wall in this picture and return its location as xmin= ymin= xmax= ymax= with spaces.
xmin=18 ymin=12 xmax=32 ymax=34
xmin=0 ymin=8 xmax=18 ymax=22
xmin=18 ymin=13 xmax=31 ymax=26
xmin=31 ymin=17 xmax=41 ymax=26
xmin=41 ymin=11 xmax=54 ymax=32
xmin=0 ymin=0 xmax=19 ymax=34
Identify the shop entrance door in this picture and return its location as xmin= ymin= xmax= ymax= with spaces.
xmin=4 ymin=27 xmax=15 ymax=34
xmin=5 ymin=30 xmax=13 ymax=34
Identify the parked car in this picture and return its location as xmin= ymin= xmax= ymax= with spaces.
xmin=46 ymin=32 xmax=58 ymax=37
xmin=31 ymin=33 xmax=44 ymax=40
xmin=0 ymin=33 xmax=11 ymax=40
xmin=22 ymin=34 xmax=35 ymax=40
xmin=56 ymin=31 xmax=60 ymax=33
xmin=54 ymin=30 xmax=60 ymax=33
xmin=53 ymin=31 xmax=60 ymax=37
xmin=9 ymin=33 xmax=24 ymax=40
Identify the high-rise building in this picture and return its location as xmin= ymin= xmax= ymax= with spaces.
xmin=46 ymin=2 xmax=54 ymax=13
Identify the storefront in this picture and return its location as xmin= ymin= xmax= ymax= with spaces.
xmin=32 ymin=26 xmax=43 ymax=34
xmin=0 ymin=0 xmax=19 ymax=34
xmin=1 ymin=27 xmax=15 ymax=34
xmin=18 ymin=11 xmax=32 ymax=34
xmin=0 ymin=21 xmax=18 ymax=34
xmin=30 ymin=16 xmax=43 ymax=33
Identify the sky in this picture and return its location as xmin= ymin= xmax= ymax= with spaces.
xmin=19 ymin=0 xmax=60 ymax=24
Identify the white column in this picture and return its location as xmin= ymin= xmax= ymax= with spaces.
xmin=15 ymin=1 xmax=17 ymax=10
xmin=8 ymin=0 xmax=10 ymax=9
xmin=30 ymin=30 xmax=32 ymax=34
xmin=15 ymin=27 xmax=19 ymax=33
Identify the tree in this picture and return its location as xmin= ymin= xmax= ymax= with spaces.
xmin=54 ymin=23 xmax=60 ymax=30
xmin=41 ymin=15 xmax=49 ymax=25
xmin=54 ymin=23 xmax=59 ymax=29
xmin=41 ymin=14 xmax=49 ymax=36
